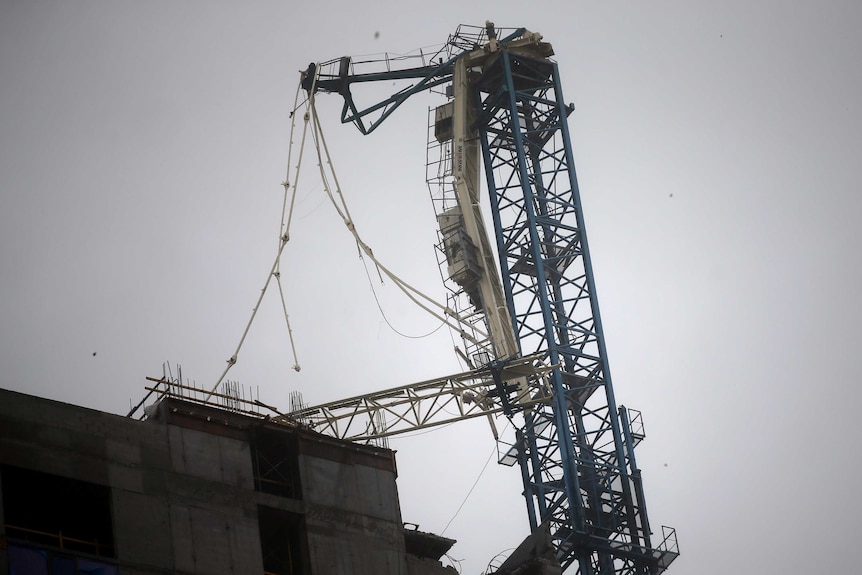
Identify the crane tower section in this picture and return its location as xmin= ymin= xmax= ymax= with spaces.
xmin=306 ymin=23 xmax=678 ymax=574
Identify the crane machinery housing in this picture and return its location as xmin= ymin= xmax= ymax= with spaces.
xmin=298 ymin=22 xmax=679 ymax=575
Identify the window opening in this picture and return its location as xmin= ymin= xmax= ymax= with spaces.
xmin=1 ymin=465 xmax=115 ymax=558
xmin=251 ymin=427 xmax=301 ymax=499
xmin=258 ymin=506 xmax=308 ymax=575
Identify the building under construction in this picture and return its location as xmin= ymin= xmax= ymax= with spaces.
xmin=0 ymin=22 xmax=679 ymax=575
xmin=0 ymin=386 xmax=460 ymax=575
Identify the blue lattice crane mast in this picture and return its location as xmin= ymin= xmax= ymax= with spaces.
xmin=302 ymin=23 xmax=678 ymax=575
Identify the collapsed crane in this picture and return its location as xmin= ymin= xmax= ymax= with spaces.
xmin=297 ymin=23 xmax=679 ymax=574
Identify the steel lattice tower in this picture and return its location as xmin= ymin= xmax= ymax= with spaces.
xmin=474 ymin=48 xmax=676 ymax=574
xmin=304 ymin=23 xmax=678 ymax=574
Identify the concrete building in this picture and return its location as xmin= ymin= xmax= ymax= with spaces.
xmin=0 ymin=387 xmax=456 ymax=575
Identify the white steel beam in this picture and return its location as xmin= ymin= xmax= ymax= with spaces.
xmin=280 ymin=353 xmax=554 ymax=442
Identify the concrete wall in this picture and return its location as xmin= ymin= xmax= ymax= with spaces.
xmin=301 ymin=452 xmax=407 ymax=574
xmin=0 ymin=389 xmax=453 ymax=575
xmin=0 ymin=389 xmax=264 ymax=574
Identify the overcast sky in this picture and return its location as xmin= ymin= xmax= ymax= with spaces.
xmin=2 ymin=1 xmax=861 ymax=574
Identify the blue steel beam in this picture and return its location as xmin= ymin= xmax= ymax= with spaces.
xmin=475 ymin=50 xmax=675 ymax=573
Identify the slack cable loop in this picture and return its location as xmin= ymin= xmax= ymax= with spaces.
xmin=212 ymin=67 xmax=492 ymax=397
xmin=307 ymin=100 xmax=487 ymax=342
xmin=311 ymin=105 xmax=460 ymax=320
xmin=360 ymin=253 xmax=446 ymax=340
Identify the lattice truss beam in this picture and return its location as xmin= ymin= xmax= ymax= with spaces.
xmin=280 ymin=353 xmax=554 ymax=442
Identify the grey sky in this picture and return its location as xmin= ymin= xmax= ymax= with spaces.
xmin=2 ymin=1 xmax=861 ymax=573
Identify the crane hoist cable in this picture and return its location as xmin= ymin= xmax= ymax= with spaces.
xmin=206 ymin=68 xmax=496 ymax=400
xmin=306 ymin=73 xmax=447 ymax=341
xmin=359 ymin=254 xmax=447 ymax=340
xmin=204 ymin=80 xmax=309 ymax=401
xmin=306 ymin=92 xmax=489 ymax=345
